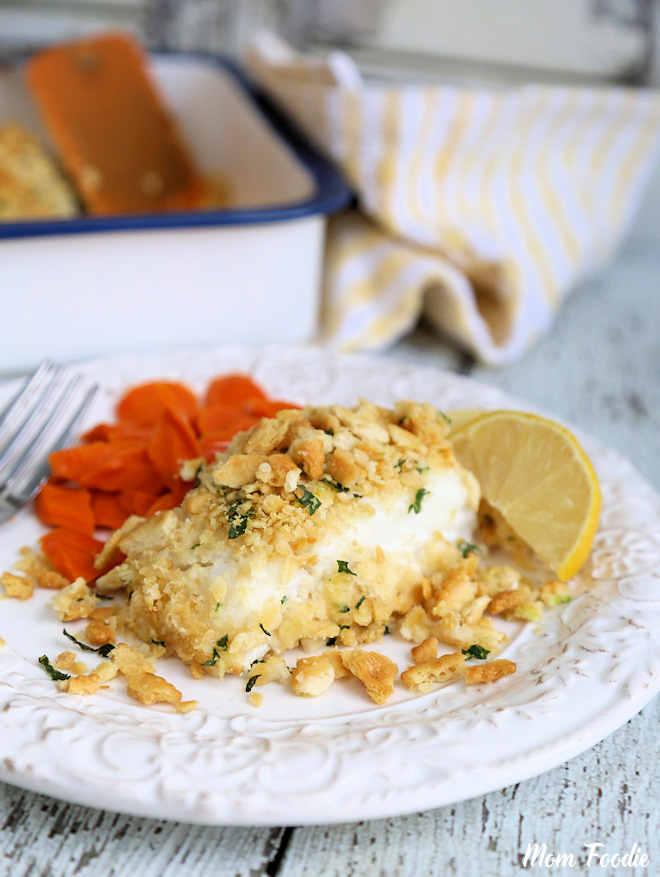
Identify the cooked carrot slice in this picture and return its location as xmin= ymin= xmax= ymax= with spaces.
xmin=196 ymin=403 xmax=246 ymax=435
xmin=41 ymin=528 xmax=107 ymax=582
xmin=147 ymin=407 xmax=201 ymax=491
xmin=83 ymin=444 xmax=164 ymax=494
xmin=50 ymin=442 xmax=116 ymax=483
xmin=244 ymin=398 xmax=302 ymax=418
xmin=82 ymin=423 xmax=114 ymax=442
xmin=146 ymin=490 xmax=185 ymax=516
xmin=116 ymin=381 xmax=198 ymax=427
xmin=83 ymin=421 xmax=153 ymax=444
xmin=35 ymin=483 xmax=95 ymax=535
xmin=90 ymin=492 xmax=126 ymax=530
xmin=118 ymin=490 xmax=161 ymax=518
xmin=200 ymin=414 xmax=261 ymax=444
xmin=205 ymin=374 xmax=267 ymax=408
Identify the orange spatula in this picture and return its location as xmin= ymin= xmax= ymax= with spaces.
xmin=26 ymin=32 xmax=203 ymax=215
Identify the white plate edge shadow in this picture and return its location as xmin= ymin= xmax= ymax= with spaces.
xmin=0 ymin=344 xmax=658 ymax=827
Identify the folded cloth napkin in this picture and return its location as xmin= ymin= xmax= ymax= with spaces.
xmin=247 ymin=32 xmax=660 ymax=364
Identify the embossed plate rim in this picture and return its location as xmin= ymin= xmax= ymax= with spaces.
xmin=0 ymin=345 xmax=658 ymax=826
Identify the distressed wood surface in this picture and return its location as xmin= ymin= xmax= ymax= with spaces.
xmin=1 ymin=143 xmax=659 ymax=877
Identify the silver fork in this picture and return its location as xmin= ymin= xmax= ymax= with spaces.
xmin=0 ymin=361 xmax=98 ymax=525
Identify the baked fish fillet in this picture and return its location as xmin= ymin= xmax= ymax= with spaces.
xmin=97 ymin=400 xmax=480 ymax=673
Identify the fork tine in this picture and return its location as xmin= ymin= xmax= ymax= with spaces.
xmin=0 ymin=360 xmax=55 ymax=434
xmin=8 ymin=381 xmax=99 ymax=504
xmin=0 ymin=364 xmax=68 ymax=475
xmin=0 ymin=373 xmax=92 ymax=497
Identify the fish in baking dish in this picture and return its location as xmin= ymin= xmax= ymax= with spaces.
xmin=97 ymin=400 xmax=480 ymax=673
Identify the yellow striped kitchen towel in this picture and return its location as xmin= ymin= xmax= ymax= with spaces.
xmin=247 ymin=33 xmax=660 ymax=364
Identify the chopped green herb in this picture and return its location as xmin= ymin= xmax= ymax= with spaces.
xmin=394 ymin=458 xmax=407 ymax=471
xmin=462 ymin=644 xmax=490 ymax=660
xmin=321 ymin=476 xmax=349 ymax=493
xmin=408 ymin=488 xmax=429 ymax=514
xmin=215 ymin=602 xmax=221 ymax=612
xmin=457 ymin=540 xmax=479 ymax=558
xmin=127 ymin=591 xmax=133 ymax=604
xmin=190 ymin=542 xmax=201 ymax=550
xmin=416 ymin=465 xmax=430 ymax=474
xmin=294 ymin=484 xmax=321 ymax=516
xmin=355 ymin=596 xmax=366 ymax=610
xmin=324 ymin=428 xmax=335 ymax=436
xmin=245 ymin=674 xmax=260 ymax=693
xmin=281 ymin=596 xmax=287 ymax=604
xmin=337 ymin=560 xmax=356 ymax=576
xmin=203 ymin=635 xmax=230 ymax=665
xmin=398 ymin=416 xmax=406 ymax=425
xmin=326 ymin=637 xmax=337 ymax=646
xmin=507 ymin=535 xmax=516 ymax=542
xmin=63 ymin=629 xmax=115 ymax=658
xmin=95 ymin=594 xmax=113 ymax=601
xmin=439 ymin=411 xmax=452 ymax=425
xmin=120 ymin=578 xmax=132 ymax=586
xmin=227 ymin=499 xmax=254 ymax=539
xmin=338 ymin=604 xmax=350 ymax=613
xmin=151 ymin=639 xmax=165 ymax=647
xmin=260 ymin=623 xmax=271 ymax=637
xmin=383 ymin=624 xmax=391 ymax=635
xmin=75 ymin=597 xmax=83 ymax=602
xmin=339 ymin=624 xmax=350 ymax=631
xmin=193 ymin=461 xmax=204 ymax=488
xmin=38 ymin=655 xmax=70 ymax=682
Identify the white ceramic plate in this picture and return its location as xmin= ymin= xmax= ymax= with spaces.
xmin=0 ymin=346 xmax=659 ymax=826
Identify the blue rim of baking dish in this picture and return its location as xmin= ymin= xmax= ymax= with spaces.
xmin=0 ymin=51 xmax=353 ymax=240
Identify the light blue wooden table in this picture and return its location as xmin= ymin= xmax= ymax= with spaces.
xmin=0 ymin=167 xmax=658 ymax=877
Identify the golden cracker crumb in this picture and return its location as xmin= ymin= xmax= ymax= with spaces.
xmin=464 ymin=658 xmax=516 ymax=685
xmin=125 ymin=671 xmax=181 ymax=705
xmin=411 ymin=636 xmax=438 ymax=664
xmin=1 ymin=572 xmax=34 ymax=600
xmin=54 ymin=650 xmax=77 ymax=671
xmin=84 ymin=620 xmax=115 ymax=646
xmin=33 ymin=569 xmax=70 ymax=590
xmin=401 ymin=652 xmax=465 ymax=693
xmin=341 ymin=649 xmax=398 ymax=705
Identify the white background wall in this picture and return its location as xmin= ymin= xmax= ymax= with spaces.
xmin=0 ymin=0 xmax=657 ymax=85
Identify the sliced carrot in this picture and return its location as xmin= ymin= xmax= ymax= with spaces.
xmin=90 ymin=492 xmax=127 ymax=530
xmin=118 ymin=490 xmax=161 ymax=518
xmin=147 ymin=407 xmax=201 ymax=491
xmin=116 ymin=381 xmax=198 ymax=427
xmin=205 ymin=374 xmax=267 ymax=408
xmin=201 ymin=438 xmax=231 ymax=462
xmin=83 ymin=444 xmax=164 ymax=493
xmin=146 ymin=486 xmax=188 ymax=516
xmin=196 ymin=403 xmax=246 ymax=435
xmin=244 ymin=398 xmax=302 ymax=418
xmin=82 ymin=423 xmax=114 ymax=442
xmin=35 ymin=484 xmax=95 ymax=535
xmin=83 ymin=421 xmax=153 ymax=444
xmin=40 ymin=528 xmax=107 ymax=582
xmin=49 ymin=442 xmax=116 ymax=483
xmin=207 ymin=414 xmax=260 ymax=441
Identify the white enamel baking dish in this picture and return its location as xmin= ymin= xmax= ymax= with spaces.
xmin=0 ymin=53 xmax=351 ymax=371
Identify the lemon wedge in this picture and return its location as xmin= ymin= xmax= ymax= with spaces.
xmin=450 ymin=410 xmax=601 ymax=580
xmin=446 ymin=409 xmax=486 ymax=436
